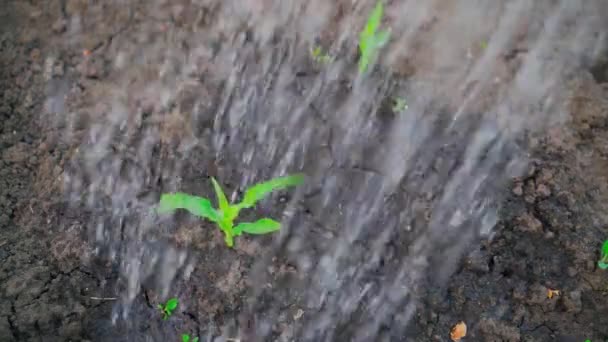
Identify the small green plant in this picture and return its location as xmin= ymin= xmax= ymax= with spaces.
xmin=157 ymin=298 xmax=178 ymax=320
xmin=358 ymin=1 xmax=391 ymax=74
xmin=182 ymin=334 xmax=199 ymax=342
xmin=158 ymin=174 xmax=304 ymax=247
xmin=311 ymin=45 xmax=333 ymax=64
xmin=392 ymin=97 xmax=408 ymax=112
xmin=598 ymin=240 xmax=608 ymax=270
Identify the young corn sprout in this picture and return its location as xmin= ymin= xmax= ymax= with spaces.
xmin=157 ymin=298 xmax=178 ymax=320
xmin=182 ymin=334 xmax=199 ymax=342
xmin=158 ymin=174 xmax=304 ymax=247
xmin=598 ymin=239 xmax=608 ymax=270
xmin=311 ymin=45 xmax=334 ymax=64
xmin=358 ymin=1 xmax=391 ymax=74
xmin=392 ymin=97 xmax=408 ymax=112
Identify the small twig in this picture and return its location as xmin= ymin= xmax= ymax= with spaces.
xmin=89 ymin=296 xmax=117 ymax=301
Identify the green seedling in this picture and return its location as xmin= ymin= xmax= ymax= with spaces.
xmin=598 ymin=240 xmax=608 ymax=270
xmin=311 ymin=45 xmax=334 ymax=64
xmin=392 ymin=97 xmax=408 ymax=112
xmin=182 ymin=334 xmax=199 ymax=342
xmin=158 ymin=174 xmax=304 ymax=247
xmin=358 ymin=1 xmax=391 ymax=74
xmin=157 ymin=298 xmax=178 ymax=320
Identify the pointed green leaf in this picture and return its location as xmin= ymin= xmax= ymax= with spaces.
xmin=234 ymin=218 xmax=281 ymax=235
xmin=363 ymin=1 xmax=384 ymax=38
xmin=359 ymin=38 xmax=368 ymax=56
xmin=193 ymin=338 xmax=199 ymax=342
xmin=182 ymin=334 xmax=190 ymax=342
xmin=599 ymin=261 xmax=608 ymax=270
xmin=211 ymin=177 xmax=230 ymax=214
xmin=358 ymin=1 xmax=389 ymax=75
xmin=238 ymin=174 xmax=304 ymax=209
xmin=600 ymin=240 xmax=608 ymax=263
xmin=165 ymin=298 xmax=178 ymax=312
xmin=158 ymin=193 xmax=219 ymax=222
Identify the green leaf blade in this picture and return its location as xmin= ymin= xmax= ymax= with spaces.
xmin=182 ymin=334 xmax=190 ymax=342
xmin=238 ymin=174 xmax=304 ymax=209
xmin=358 ymin=1 xmax=389 ymax=75
xmin=601 ymin=240 xmax=608 ymax=256
xmin=234 ymin=218 xmax=281 ymax=235
xmin=211 ymin=177 xmax=230 ymax=214
xmin=364 ymin=1 xmax=384 ymax=37
xmin=600 ymin=240 xmax=608 ymax=265
xmin=158 ymin=193 xmax=219 ymax=222
xmin=166 ymin=298 xmax=178 ymax=311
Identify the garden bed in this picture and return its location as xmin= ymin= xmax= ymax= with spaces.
xmin=1 ymin=1 xmax=607 ymax=341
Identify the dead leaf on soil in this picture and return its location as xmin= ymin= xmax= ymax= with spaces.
xmin=450 ymin=321 xmax=467 ymax=341
xmin=547 ymin=289 xmax=560 ymax=299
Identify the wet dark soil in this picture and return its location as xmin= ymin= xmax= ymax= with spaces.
xmin=1 ymin=1 xmax=608 ymax=342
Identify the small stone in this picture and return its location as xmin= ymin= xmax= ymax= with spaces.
xmin=293 ymin=308 xmax=304 ymax=320
xmin=544 ymin=230 xmax=555 ymax=239
xmin=536 ymin=184 xmax=551 ymax=197
xmin=52 ymin=19 xmax=67 ymax=33
xmin=512 ymin=182 xmax=523 ymax=196
xmin=539 ymin=169 xmax=553 ymax=182
xmin=517 ymin=213 xmax=543 ymax=233
xmin=466 ymin=250 xmax=490 ymax=274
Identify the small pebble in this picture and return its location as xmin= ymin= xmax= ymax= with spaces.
xmin=512 ymin=183 xmax=523 ymax=196
xmin=537 ymin=184 xmax=551 ymax=197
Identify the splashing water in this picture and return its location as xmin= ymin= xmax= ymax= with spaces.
xmin=58 ymin=0 xmax=607 ymax=340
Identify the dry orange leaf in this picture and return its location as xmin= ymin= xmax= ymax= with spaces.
xmin=547 ymin=289 xmax=560 ymax=299
xmin=450 ymin=321 xmax=467 ymax=341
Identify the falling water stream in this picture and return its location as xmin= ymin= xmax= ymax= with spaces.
xmin=57 ymin=0 xmax=607 ymax=340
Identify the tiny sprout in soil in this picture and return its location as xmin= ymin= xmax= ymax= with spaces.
xmin=158 ymin=174 xmax=304 ymax=247
xmin=393 ymin=97 xmax=408 ymax=112
xmin=157 ymin=298 xmax=178 ymax=320
xmin=182 ymin=334 xmax=199 ymax=342
xmin=358 ymin=0 xmax=391 ymax=74
xmin=311 ymin=45 xmax=333 ymax=64
xmin=598 ymin=239 xmax=608 ymax=270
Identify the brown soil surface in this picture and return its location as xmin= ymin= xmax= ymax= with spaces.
xmin=1 ymin=1 xmax=607 ymax=341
